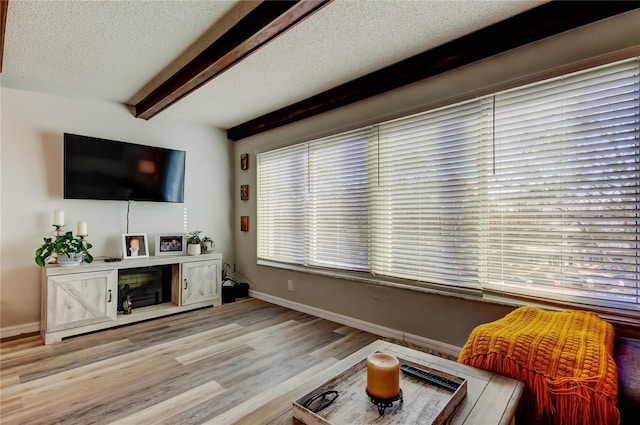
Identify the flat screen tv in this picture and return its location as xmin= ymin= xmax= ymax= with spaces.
xmin=64 ymin=133 xmax=186 ymax=202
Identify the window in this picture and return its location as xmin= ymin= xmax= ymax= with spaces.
xmin=258 ymin=128 xmax=374 ymax=271
xmin=485 ymin=59 xmax=640 ymax=310
xmin=257 ymin=144 xmax=308 ymax=265
xmin=307 ymin=128 xmax=374 ymax=271
xmin=257 ymin=58 xmax=639 ymax=315
xmin=371 ymin=99 xmax=493 ymax=290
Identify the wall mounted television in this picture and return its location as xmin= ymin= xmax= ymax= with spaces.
xmin=64 ymin=133 xmax=186 ymax=203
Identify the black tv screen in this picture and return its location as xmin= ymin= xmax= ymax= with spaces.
xmin=64 ymin=133 xmax=186 ymax=202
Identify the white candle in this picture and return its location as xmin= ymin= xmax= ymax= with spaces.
xmin=77 ymin=221 xmax=88 ymax=236
xmin=53 ymin=210 xmax=65 ymax=226
xmin=366 ymin=352 xmax=400 ymax=399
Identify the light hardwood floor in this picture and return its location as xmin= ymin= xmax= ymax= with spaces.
xmin=0 ymin=298 xmax=380 ymax=425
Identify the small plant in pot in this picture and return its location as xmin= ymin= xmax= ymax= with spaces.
xmin=186 ymin=230 xmax=202 ymax=256
xmin=201 ymin=236 xmax=215 ymax=253
xmin=35 ymin=231 xmax=93 ymax=267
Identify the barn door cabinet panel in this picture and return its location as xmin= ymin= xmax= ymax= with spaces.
xmin=44 ymin=270 xmax=117 ymax=333
xmin=181 ymin=259 xmax=221 ymax=306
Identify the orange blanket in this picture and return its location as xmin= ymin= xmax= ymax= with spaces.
xmin=458 ymin=307 xmax=619 ymax=425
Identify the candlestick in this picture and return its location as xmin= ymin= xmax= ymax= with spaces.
xmin=77 ymin=221 xmax=88 ymax=236
xmin=53 ymin=210 xmax=65 ymax=226
xmin=52 ymin=225 xmax=63 ymax=236
xmin=366 ymin=352 xmax=400 ymax=399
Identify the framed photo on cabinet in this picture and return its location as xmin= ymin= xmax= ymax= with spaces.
xmin=155 ymin=234 xmax=186 ymax=256
xmin=122 ymin=233 xmax=149 ymax=259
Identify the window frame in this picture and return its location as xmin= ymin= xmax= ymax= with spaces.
xmin=256 ymin=57 xmax=640 ymax=321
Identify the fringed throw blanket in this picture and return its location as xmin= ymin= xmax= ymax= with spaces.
xmin=458 ymin=307 xmax=619 ymax=425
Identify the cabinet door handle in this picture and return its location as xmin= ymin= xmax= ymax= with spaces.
xmin=184 ymin=279 xmax=188 ymax=290
xmin=108 ymin=289 xmax=112 ymax=302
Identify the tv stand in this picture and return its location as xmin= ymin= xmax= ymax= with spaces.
xmin=40 ymin=254 xmax=222 ymax=344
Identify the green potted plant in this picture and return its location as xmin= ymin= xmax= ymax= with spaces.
xmin=186 ymin=230 xmax=202 ymax=256
xmin=35 ymin=231 xmax=93 ymax=267
xmin=201 ymin=235 xmax=215 ymax=253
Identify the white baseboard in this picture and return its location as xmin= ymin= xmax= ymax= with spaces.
xmin=249 ymin=290 xmax=461 ymax=359
xmin=0 ymin=321 xmax=39 ymax=340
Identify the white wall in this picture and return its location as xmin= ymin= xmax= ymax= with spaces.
xmin=0 ymin=86 xmax=233 ymax=331
xmin=233 ymin=11 xmax=640 ymax=348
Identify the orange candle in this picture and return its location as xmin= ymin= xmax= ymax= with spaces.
xmin=366 ymin=352 xmax=400 ymax=399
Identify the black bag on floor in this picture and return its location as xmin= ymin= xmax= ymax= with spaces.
xmin=222 ymin=278 xmax=236 ymax=303
xmin=221 ymin=278 xmax=250 ymax=303
xmin=235 ymin=282 xmax=249 ymax=298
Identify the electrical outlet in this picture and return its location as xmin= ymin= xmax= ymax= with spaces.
xmin=287 ymin=280 xmax=293 ymax=292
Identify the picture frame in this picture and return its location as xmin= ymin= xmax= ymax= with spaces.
xmin=241 ymin=184 xmax=249 ymax=201
xmin=241 ymin=153 xmax=249 ymax=170
xmin=155 ymin=233 xmax=186 ymax=256
xmin=122 ymin=233 xmax=149 ymax=259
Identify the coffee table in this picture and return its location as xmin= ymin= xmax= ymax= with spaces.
xmin=234 ymin=339 xmax=524 ymax=425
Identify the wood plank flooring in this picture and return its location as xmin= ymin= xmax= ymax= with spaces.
xmin=0 ymin=298 xmax=379 ymax=425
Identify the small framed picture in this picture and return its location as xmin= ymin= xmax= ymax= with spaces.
xmin=241 ymin=153 xmax=249 ymax=170
xmin=241 ymin=216 xmax=249 ymax=232
xmin=122 ymin=233 xmax=149 ymax=259
xmin=155 ymin=234 xmax=186 ymax=256
xmin=241 ymin=184 xmax=249 ymax=201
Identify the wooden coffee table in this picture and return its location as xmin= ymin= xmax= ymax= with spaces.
xmin=234 ymin=340 xmax=524 ymax=425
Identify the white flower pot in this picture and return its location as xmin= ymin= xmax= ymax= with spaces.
xmin=57 ymin=252 xmax=83 ymax=266
xmin=187 ymin=244 xmax=201 ymax=256
xmin=201 ymin=241 xmax=214 ymax=253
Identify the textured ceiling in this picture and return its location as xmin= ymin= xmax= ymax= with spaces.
xmin=2 ymin=0 xmax=547 ymax=130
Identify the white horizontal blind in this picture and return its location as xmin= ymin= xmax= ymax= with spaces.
xmin=307 ymin=128 xmax=375 ymax=271
xmin=486 ymin=59 xmax=640 ymax=310
xmin=257 ymin=57 xmax=639 ymax=315
xmin=257 ymin=144 xmax=308 ymax=265
xmin=371 ymin=99 xmax=493 ymax=289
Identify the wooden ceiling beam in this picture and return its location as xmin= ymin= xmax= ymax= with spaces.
xmin=135 ymin=0 xmax=331 ymax=120
xmin=227 ymin=1 xmax=640 ymax=141
xmin=0 ymin=0 xmax=8 ymax=73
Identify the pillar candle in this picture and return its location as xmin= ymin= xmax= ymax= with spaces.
xmin=77 ymin=221 xmax=88 ymax=236
xmin=366 ymin=352 xmax=400 ymax=399
xmin=53 ymin=210 xmax=65 ymax=226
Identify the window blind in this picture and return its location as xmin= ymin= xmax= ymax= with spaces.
xmin=371 ymin=99 xmax=493 ymax=289
xmin=257 ymin=128 xmax=375 ymax=272
xmin=256 ymin=57 xmax=639 ymax=314
xmin=257 ymin=144 xmax=308 ymax=265
xmin=307 ymin=128 xmax=375 ymax=271
xmin=486 ymin=59 xmax=640 ymax=309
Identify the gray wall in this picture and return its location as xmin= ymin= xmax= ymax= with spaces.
xmin=233 ymin=11 xmax=640 ymax=348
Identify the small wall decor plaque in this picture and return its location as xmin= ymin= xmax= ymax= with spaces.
xmin=241 ymin=216 xmax=249 ymax=232
xmin=241 ymin=153 xmax=249 ymax=170
xmin=241 ymin=184 xmax=249 ymax=201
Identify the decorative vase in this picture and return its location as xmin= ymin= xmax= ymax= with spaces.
xmin=201 ymin=241 xmax=214 ymax=253
xmin=187 ymin=244 xmax=201 ymax=256
xmin=57 ymin=252 xmax=83 ymax=266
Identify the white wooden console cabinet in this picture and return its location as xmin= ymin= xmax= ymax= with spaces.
xmin=41 ymin=253 xmax=223 ymax=344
